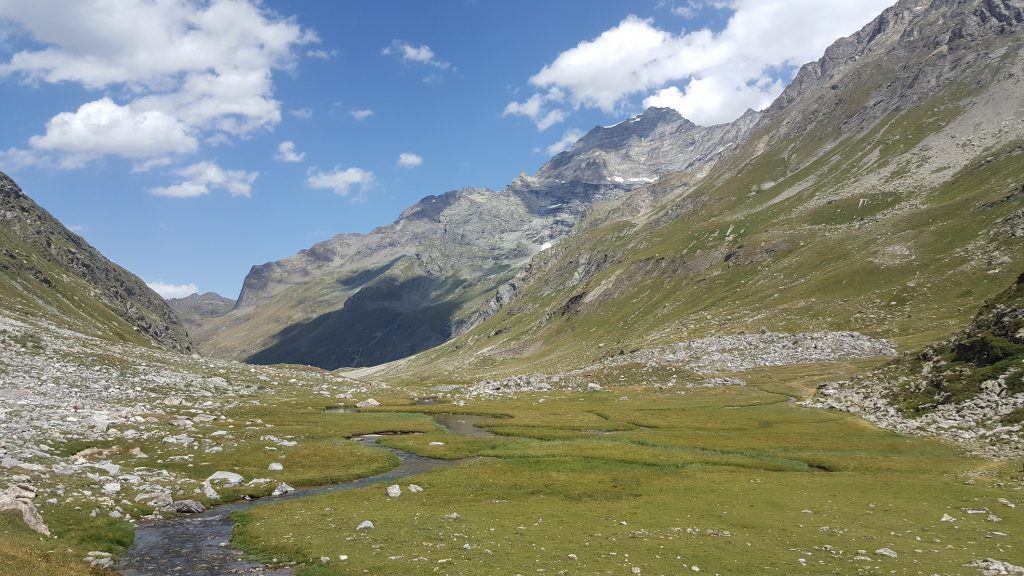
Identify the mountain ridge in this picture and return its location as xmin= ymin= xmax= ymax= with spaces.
xmin=193 ymin=104 xmax=762 ymax=368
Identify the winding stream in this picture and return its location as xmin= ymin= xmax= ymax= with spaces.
xmin=118 ymin=436 xmax=451 ymax=576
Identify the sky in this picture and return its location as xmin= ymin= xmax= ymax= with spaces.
xmin=0 ymin=0 xmax=894 ymax=299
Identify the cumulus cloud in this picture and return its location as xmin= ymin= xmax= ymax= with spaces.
xmin=275 ymin=140 xmax=304 ymax=163
xmin=27 ymin=97 xmax=198 ymax=168
xmin=147 ymin=281 xmax=198 ymax=299
xmin=397 ymin=152 xmax=423 ymax=168
xmin=545 ymin=129 xmax=584 ymax=156
xmin=509 ymin=0 xmax=892 ymax=126
xmin=503 ymin=91 xmax=567 ymax=131
xmin=350 ymin=109 xmax=374 ymax=121
xmin=149 ymin=161 xmax=258 ymax=198
xmin=0 ymin=0 xmax=317 ymax=165
xmin=382 ymin=40 xmax=451 ymax=70
xmin=307 ymin=167 xmax=375 ymax=198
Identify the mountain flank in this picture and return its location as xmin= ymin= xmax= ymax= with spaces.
xmin=0 ymin=171 xmax=192 ymax=352
xmin=369 ymin=0 xmax=1024 ymax=380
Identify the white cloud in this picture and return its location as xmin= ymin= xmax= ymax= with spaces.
xmin=27 ymin=97 xmax=198 ymax=168
xmin=0 ymin=146 xmax=44 ymax=170
xmin=512 ymin=0 xmax=892 ymax=125
xmin=150 ymin=161 xmax=258 ymax=198
xmin=289 ymin=107 xmax=313 ymax=120
xmin=305 ymin=49 xmax=336 ymax=60
xmin=503 ymin=91 xmax=567 ymax=131
xmin=275 ymin=140 xmax=304 ymax=163
xmin=147 ymin=281 xmax=198 ymax=299
xmin=545 ymin=129 xmax=584 ymax=156
xmin=307 ymin=167 xmax=375 ymax=198
xmin=350 ymin=109 xmax=374 ymax=121
xmin=0 ymin=0 xmax=317 ymax=165
xmin=397 ymin=152 xmax=423 ymax=168
xmin=382 ymin=40 xmax=451 ymax=70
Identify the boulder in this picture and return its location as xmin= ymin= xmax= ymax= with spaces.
xmin=169 ymin=499 xmax=205 ymax=514
xmin=206 ymin=471 xmax=244 ymax=487
xmin=0 ymin=494 xmax=50 ymax=536
xmin=356 ymin=398 xmax=381 ymax=408
xmin=272 ymin=483 xmax=294 ymax=497
xmin=386 ymin=484 xmax=401 ymax=498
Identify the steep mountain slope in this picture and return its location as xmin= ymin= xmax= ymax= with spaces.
xmin=167 ymin=292 xmax=234 ymax=331
xmin=195 ymin=107 xmax=760 ymax=368
xmin=0 ymin=171 xmax=192 ymax=352
xmin=373 ymin=0 xmax=1024 ymax=381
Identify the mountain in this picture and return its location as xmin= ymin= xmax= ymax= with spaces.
xmin=366 ymin=0 xmax=1024 ymax=380
xmin=0 ymin=171 xmax=192 ymax=352
xmin=191 ymin=106 xmax=761 ymax=368
xmin=166 ymin=292 xmax=234 ymax=331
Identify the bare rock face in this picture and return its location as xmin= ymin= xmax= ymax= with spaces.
xmin=0 ymin=171 xmax=193 ymax=353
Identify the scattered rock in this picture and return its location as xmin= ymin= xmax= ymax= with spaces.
xmin=84 ymin=551 xmax=113 ymax=569
xmin=966 ymin=558 xmax=1024 ymax=575
xmin=268 ymin=462 xmax=283 ymax=472
xmin=408 ymin=484 xmax=423 ymax=493
xmin=356 ymin=398 xmax=381 ymax=408
xmin=357 ymin=520 xmax=374 ymax=530
xmin=386 ymin=484 xmax=401 ymax=498
xmin=942 ymin=513 xmax=957 ymax=522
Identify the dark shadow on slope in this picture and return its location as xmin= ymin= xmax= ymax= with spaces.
xmin=248 ymin=275 xmax=467 ymax=369
xmin=337 ymin=259 xmax=400 ymax=288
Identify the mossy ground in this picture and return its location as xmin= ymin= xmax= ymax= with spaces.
xmin=230 ymin=366 xmax=1024 ymax=576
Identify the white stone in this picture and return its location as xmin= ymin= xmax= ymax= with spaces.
xmin=268 ymin=462 xmax=283 ymax=471
xmin=386 ymin=484 xmax=401 ymax=498
xmin=272 ymin=483 xmax=294 ymax=497
xmin=875 ymin=548 xmax=897 ymax=558
xmin=408 ymin=484 xmax=423 ymax=493
xmin=206 ymin=471 xmax=244 ymax=487
xmin=357 ymin=520 xmax=374 ymax=530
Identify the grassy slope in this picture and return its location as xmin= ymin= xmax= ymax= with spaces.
xmin=0 ymin=227 xmax=152 ymax=348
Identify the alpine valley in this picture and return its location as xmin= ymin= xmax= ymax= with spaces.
xmin=1 ymin=1 xmax=1024 ymax=575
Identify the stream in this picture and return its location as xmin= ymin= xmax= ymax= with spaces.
xmin=118 ymin=411 xmax=495 ymax=575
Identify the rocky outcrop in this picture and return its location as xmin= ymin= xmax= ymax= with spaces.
xmin=0 ymin=171 xmax=192 ymax=352
xmin=0 ymin=483 xmax=49 ymax=536
xmin=805 ymin=273 xmax=1024 ymax=458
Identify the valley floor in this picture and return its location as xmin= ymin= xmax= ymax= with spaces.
xmin=1 ymin=313 xmax=1022 ymax=575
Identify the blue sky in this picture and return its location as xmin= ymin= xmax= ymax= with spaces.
xmin=0 ymin=0 xmax=892 ymax=299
